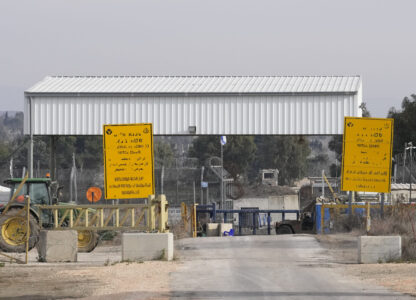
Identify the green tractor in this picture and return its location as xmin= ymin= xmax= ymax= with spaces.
xmin=0 ymin=178 xmax=98 ymax=253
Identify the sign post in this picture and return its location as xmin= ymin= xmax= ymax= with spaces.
xmin=103 ymin=123 xmax=154 ymax=200
xmin=341 ymin=117 xmax=394 ymax=193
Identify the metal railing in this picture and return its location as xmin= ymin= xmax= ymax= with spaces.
xmin=37 ymin=194 xmax=169 ymax=232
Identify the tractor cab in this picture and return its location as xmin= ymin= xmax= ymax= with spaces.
xmin=3 ymin=178 xmax=61 ymax=226
xmin=0 ymin=178 xmax=98 ymax=253
xmin=4 ymin=178 xmax=53 ymax=206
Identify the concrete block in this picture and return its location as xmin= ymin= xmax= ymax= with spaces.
xmin=358 ymin=236 xmax=401 ymax=263
xmin=37 ymin=230 xmax=77 ymax=262
xmin=219 ymin=223 xmax=233 ymax=236
xmin=206 ymin=223 xmax=219 ymax=236
xmin=122 ymin=233 xmax=173 ymax=261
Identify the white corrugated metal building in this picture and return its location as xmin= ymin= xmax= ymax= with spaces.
xmin=25 ymin=76 xmax=362 ymax=136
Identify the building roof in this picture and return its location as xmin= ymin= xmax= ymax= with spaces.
xmin=391 ymin=183 xmax=416 ymax=190
xmin=26 ymin=76 xmax=361 ymax=95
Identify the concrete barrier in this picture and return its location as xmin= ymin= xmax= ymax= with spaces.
xmin=206 ymin=223 xmax=219 ymax=236
xmin=122 ymin=233 xmax=173 ymax=261
xmin=37 ymin=230 xmax=78 ymax=262
xmin=219 ymin=223 xmax=233 ymax=236
xmin=358 ymin=236 xmax=401 ymax=263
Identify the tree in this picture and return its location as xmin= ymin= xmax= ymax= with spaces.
xmin=328 ymin=135 xmax=343 ymax=162
xmin=388 ymin=94 xmax=416 ymax=154
xmin=252 ymin=136 xmax=310 ymax=185
xmin=75 ymin=136 xmax=103 ymax=169
xmin=154 ymin=140 xmax=175 ymax=168
xmin=55 ymin=136 xmax=77 ymax=169
xmin=359 ymin=102 xmax=371 ymax=118
xmin=189 ymin=136 xmax=256 ymax=179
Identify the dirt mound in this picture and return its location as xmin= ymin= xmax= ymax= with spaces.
xmin=243 ymin=184 xmax=297 ymax=197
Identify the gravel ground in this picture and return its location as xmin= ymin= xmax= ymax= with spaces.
xmin=316 ymin=233 xmax=416 ymax=297
xmin=343 ymin=263 xmax=416 ymax=297
xmin=0 ymin=245 xmax=177 ymax=299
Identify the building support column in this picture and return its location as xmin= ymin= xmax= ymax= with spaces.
xmin=28 ymin=96 xmax=33 ymax=178
xmin=50 ymin=136 xmax=57 ymax=180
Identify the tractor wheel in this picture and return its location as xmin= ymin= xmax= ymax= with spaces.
xmin=77 ymin=230 xmax=98 ymax=252
xmin=0 ymin=208 xmax=40 ymax=252
xmin=276 ymin=225 xmax=293 ymax=235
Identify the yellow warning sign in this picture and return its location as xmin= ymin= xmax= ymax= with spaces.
xmin=103 ymin=123 xmax=154 ymax=199
xmin=341 ymin=117 xmax=394 ymax=193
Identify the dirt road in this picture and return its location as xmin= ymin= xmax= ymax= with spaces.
xmin=171 ymin=235 xmax=412 ymax=299
xmin=0 ymin=235 xmax=414 ymax=299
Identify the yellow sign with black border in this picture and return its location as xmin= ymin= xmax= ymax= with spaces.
xmin=341 ymin=117 xmax=393 ymax=193
xmin=103 ymin=123 xmax=154 ymax=199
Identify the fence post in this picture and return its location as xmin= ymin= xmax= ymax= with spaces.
xmin=192 ymin=204 xmax=197 ymax=238
xmin=159 ymin=194 xmax=168 ymax=233
xmin=366 ymin=201 xmax=371 ymax=233
xmin=53 ymin=209 xmax=58 ymax=228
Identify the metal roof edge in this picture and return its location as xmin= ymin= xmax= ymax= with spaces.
xmin=24 ymin=91 xmax=358 ymax=97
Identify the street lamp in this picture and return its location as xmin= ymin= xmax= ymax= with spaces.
xmin=406 ymin=142 xmax=416 ymax=202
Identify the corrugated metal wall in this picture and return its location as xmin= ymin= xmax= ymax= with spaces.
xmin=25 ymin=94 xmax=361 ymax=135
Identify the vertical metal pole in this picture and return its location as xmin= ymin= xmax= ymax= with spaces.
xmin=25 ymin=196 xmax=30 ymax=264
xmin=207 ymin=186 xmax=209 ymax=204
xmin=175 ymin=164 xmax=178 ymax=204
xmin=410 ymin=143 xmax=413 ymax=202
xmin=28 ymin=97 xmax=34 ymax=178
xmin=200 ymin=166 xmax=204 ymax=204
xmin=50 ymin=136 xmax=56 ymax=181
xmin=193 ymin=204 xmax=197 ymax=238
xmin=161 ymin=165 xmax=164 ymax=194
xmin=9 ymin=158 xmax=13 ymax=178
xmin=380 ymin=193 xmax=385 ymax=219
xmin=29 ymin=135 xmax=33 ymax=178
xmin=394 ymin=163 xmax=397 ymax=184
xmin=403 ymin=143 xmax=407 ymax=183
xmin=193 ymin=181 xmax=196 ymax=205
xmin=221 ymin=142 xmax=224 ymax=209
xmin=321 ymin=170 xmax=325 ymax=198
